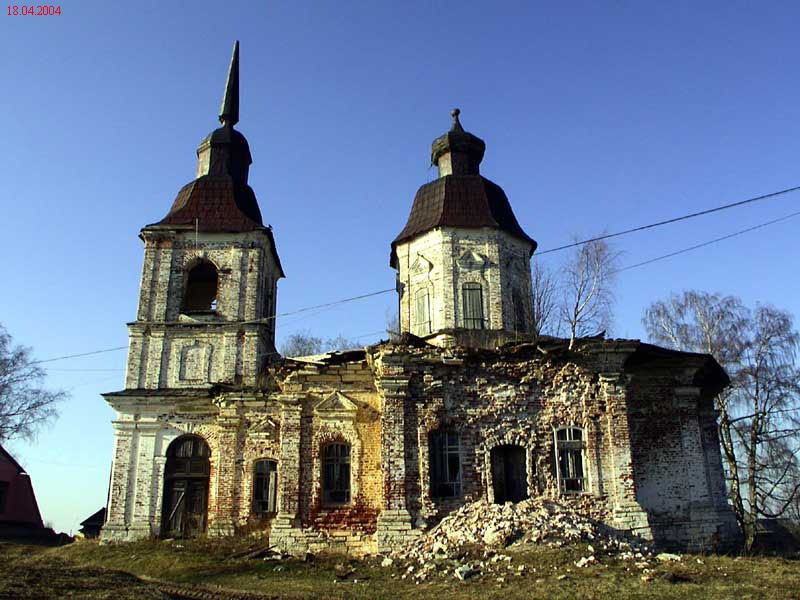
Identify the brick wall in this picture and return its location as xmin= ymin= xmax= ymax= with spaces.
xmin=103 ymin=340 xmax=740 ymax=553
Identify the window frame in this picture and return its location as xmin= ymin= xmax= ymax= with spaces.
xmin=414 ymin=287 xmax=432 ymax=336
xmin=321 ymin=442 xmax=351 ymax=506
xmin=553 ymin=427 xmax=587 ymax=494
xmin=252 ymin=459 xmax=278 ymax=517
xmin=512 ymin=287 xmax=527 ymax=333
xmin=462 ymin=282 xmax=485 ymax=329
xmin=429 ymin=429 xmax=462 ymax=499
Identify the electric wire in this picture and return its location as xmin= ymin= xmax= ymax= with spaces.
xmin=29 ymin=189 xmax=800 ymax=367
xmin=611 ymin=210 xmax=800 ymax=275
xmin=536 ymin=185 xmax=800 ymax=255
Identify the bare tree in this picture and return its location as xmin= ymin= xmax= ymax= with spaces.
xmin=530 ymin=260 xmax=558 ymax=341
xmin=559 ymin=239 xmax=619 ymax=349
xmin=280 ymin=330 xmax=359 ymax=357
xmin=385 ymin=309 xmax=401 ymax=341
xmin=0 ymin=325 xmax=66 ymax=442
xmin=280 ymin=331 xmax=323 ymax=357
xmin=643 ymin=292 xmax=800 ymax=551
xmin=325 ymin=335 xmax=360 ymax=352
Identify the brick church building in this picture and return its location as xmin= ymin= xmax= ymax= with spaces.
xmin=101 ymin=43 xmax=740 ymax=553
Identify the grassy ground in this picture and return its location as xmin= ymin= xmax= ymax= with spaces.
xmin=2 ymin=537 xmax=799 ymax=600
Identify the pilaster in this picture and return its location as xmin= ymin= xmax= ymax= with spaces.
xmin=600 ymin=373 xmax=652 ymax=539
xmin=128 ymin=422 xmax=160 ymax=539
xmin=270 ymin=395 xmax=305 ymax=552
xmin=375 ymin=376 xmax=417 ymax=552
xmin=207 ymin=398 xmax=242 ymax=537
xmin=101 ymin=422 xmax=136 ymax=541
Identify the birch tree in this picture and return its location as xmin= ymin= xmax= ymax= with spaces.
xmin=559 ymin=239 xmax=619 ymax=349
xmin=0 ymin=325 xmax=65 ymax=442
xmin=643 ymin=292 xmax=800 ymax=551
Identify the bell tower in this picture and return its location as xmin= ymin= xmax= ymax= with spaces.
xmin=125 ymin=41 xmax=284 ymax=391
xmin=391 ymin=109 xmax=536 ymax=346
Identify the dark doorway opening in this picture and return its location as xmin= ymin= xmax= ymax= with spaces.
xmin=491 ymin=445 xmax=529 ymax=504
xmin=162 ymin=436 xmax=210 ymax=538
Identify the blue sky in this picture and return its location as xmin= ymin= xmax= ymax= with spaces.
xmin=2 ymin=1 xmax=799 ymax=533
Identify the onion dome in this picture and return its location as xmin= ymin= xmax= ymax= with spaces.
xmin=390 ymin=109 xmax=536 ymax=268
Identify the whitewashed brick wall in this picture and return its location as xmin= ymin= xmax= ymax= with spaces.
xmin=395 ymin=227 xmax=534 ymax=338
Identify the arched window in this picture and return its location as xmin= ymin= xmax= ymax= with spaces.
xmin=252 ymin=459 xmax=278 ymax=516
xmin=162 ymin=435 xmax=210 ymax=538
xmin=462 ymin=283 xmax=485 ymax=329
xmin=429 ymin=430 xmax=461 ymax=498
xmin=414 ymin=288 xmax=432 ymax=336
xmin=322 ymin=442 xmax=351 ymax=505
xmin=182 ymin=261 xmax=218 ymax=313
xmin=554 ymin=427 xmax=586 ymax=493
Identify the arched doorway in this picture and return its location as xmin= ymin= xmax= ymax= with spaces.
xmin=491 ymin=445 xmax=529 ymax=504
xmin=162 ymin=436 xmax=210 ymax=538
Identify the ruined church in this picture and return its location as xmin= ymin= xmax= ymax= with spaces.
xmin=101 ymin=43 xmax=740 ymax=553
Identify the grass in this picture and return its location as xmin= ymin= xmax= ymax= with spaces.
xmin=1 ymin=537 xmax=798 ymax=600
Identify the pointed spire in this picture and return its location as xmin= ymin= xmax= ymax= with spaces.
xmin=219 ymin=40 xmax=240 ymax=127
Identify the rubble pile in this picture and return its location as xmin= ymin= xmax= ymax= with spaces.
xmin=384 ymin=498 xmax=663 ymax=582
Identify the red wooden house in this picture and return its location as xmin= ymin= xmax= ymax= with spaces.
xmin=0 ymin=444 xmax=44 ymax=533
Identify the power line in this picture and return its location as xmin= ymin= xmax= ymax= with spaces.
xmin=612 ymin=210 xmax=800 ymax=274
xmin=30 ymin=188 xmax=800 ymax=367
xmin=32 ymin=346 xmax=129 ymax=365
xmin=31 ymin=289 xmax=395 ymax=365
xmin=245 ymin=287 xmax=395 ymax=325
xmin=536 ymin=185 xmax=800 ymax=255
xmin=43 ymin=368 xmax=124 ymax=372
xmin=275 ymin=288 xmax=394 ymax=320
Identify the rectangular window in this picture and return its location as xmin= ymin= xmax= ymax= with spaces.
xmin=512 ymin=289 xmax=528 ymax=332
xmin=429 ymin=430 xmax=462 ymax=498
xmin=555 ymin=428 xmax=586 ymax=493
xmin=252 ymin=460 xmax=278 ymax=516
xmin=414 ymin=289 xmax=432 ymax=336
xmin=322 ymin=443 xmax=351 ymax=505
xmin=0 ymin=481 xmax=8 ymax=514
xmin=462 ymin=283 xmax=485 ymax=329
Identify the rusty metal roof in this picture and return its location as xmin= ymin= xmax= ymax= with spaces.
xmin=390 ymin=174 xmax=537 ymax=267
xmin=146 ymin=175 xmax=263 ymax=232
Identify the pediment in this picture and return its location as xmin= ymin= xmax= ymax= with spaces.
xmin=314 ymin=391 xmax=359 ymax=416
xmin=457 ymin=250 xmax=487 ymax=271
xmin=411 ymin=254 xmax=434 ymax=275
xmin=247 ymin=414 xmax=278 ymax=437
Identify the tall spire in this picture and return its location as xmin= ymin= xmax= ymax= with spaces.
xmin=219 ymin=40 xmax=240 ymax=127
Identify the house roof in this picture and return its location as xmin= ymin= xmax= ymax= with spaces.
xmin=80 ymin=507 xmax=107 ymax=527
xmin=0 ymin=443 xmax=27 ymax=474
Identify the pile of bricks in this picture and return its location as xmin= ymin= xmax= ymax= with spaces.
xmin=383 ymin=498 xmax=659 ymax=582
